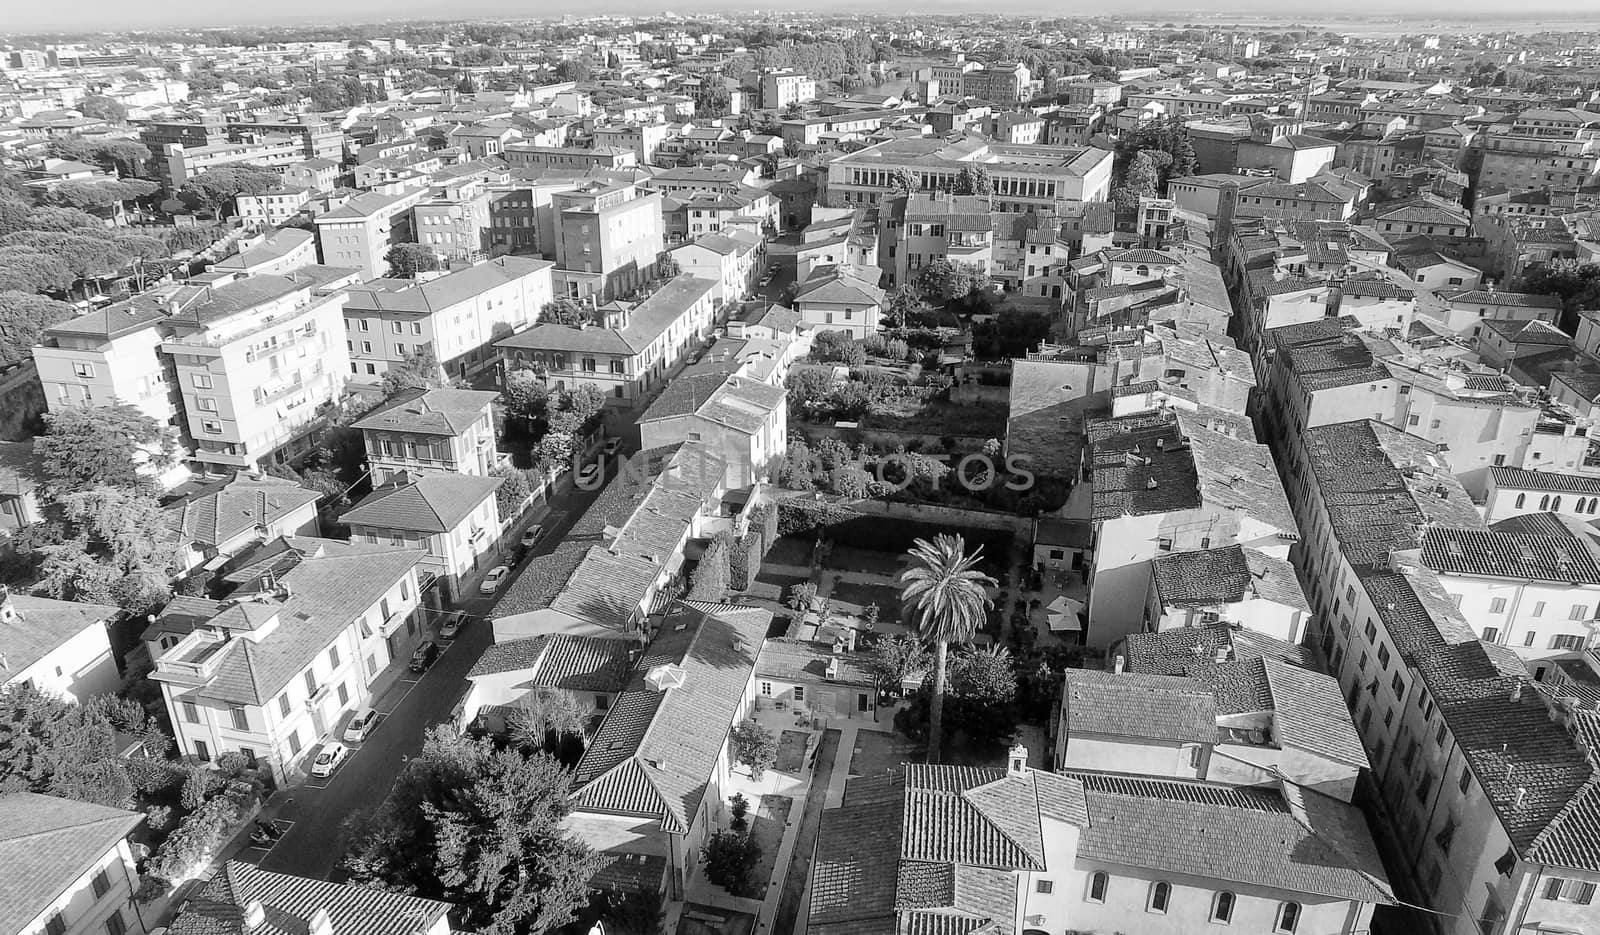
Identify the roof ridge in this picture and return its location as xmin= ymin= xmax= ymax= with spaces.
xmin=0 ymin=811 xmax=135 ymax=845
xmin=1528 ymin=770 xmax=1600 ymax=858
xmin=958 ymin=778 xmax=1045 ymax=872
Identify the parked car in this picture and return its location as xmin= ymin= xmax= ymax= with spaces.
xmin=603 ymin=437 xmax=623 ymax=456
xmin=409 ymin=640 xmax=439 ymax=673
xmin=310 ymin=743 xmax=347 ymax=778
xmin=343 ymin=707 xmax=377 ymax=743
xmin=520 ymin=525 xmax=546 ymax=550
xmin=439 ymin=614 xmax=467 ymax=639
xmin=577 ymin=462 xmax=603 ymax=486
xmin=480 ymin=565 xmax=510 ymax=594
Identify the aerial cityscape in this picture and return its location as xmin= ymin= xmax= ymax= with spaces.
xmin=2 ymin=9 xmax=1600 ymax=935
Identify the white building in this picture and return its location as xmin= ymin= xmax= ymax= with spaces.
xmin=0 ymin=589 xmax=121 ymax=704
xmin=0 ymin=793 xmax=146 ymax=935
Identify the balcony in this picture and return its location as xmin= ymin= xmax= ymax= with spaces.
xmin=154 ymin=628 xmax=233 ymax=685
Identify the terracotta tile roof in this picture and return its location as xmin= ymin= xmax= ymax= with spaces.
xmin=466 ymin=633 xmax=634 ymax=693
xmin=340 ymin=472 xmax=502 ymax=534
xmin=1120 ymin=622 xmax=1319 ymax=675
xmin=1490 ymin=467 xmax=1600 ymax=495
xmin=1069 ymin=772 xmax=1394 ymax=904
xmin=350 ymin=387 xmax=496 ymax=436
xmin=1152 ymin=545 xmax=1309 ymax=612
xmin=1420 ymin=522 xmax=1600 ymax=585
xmin=164 ymin=473 xmax=320 ymax=548
xmin=756 ymin=638 xmax=875 ymax=688
xmin=169 ymin=860 xmax=450 ymax=935
xmin=0 ymin=793 xmax=143 ymax=935
xmin=1062 ymin=668 xmax=1220 ymax=744
xmin=0 ymin=594 xmax=120 ymax=679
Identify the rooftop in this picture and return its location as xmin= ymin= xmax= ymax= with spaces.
xmin=0 ymin=793 xmax=144 ymax=935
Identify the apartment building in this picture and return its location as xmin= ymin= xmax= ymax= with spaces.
xmin=1083 ymin=404 xmax=1297 ymax=650
xmin=1 ymin=793 xmax=146 ymax=935
xmin=825 ymin=136 xmax=1114 ymax=211
xmin=638 ymin=371 xmax=787 ymax=488
xmin=342 ymin=471 xmax=504 ymax=604
xmin=164 ymin=471 xmax=321 ymax=575
xmin=341 ymin=256 xmax=555 ymax=386
xmin=1145 ymin=544 xmax=1312 ymax=644
xmin=313 ymin=185 xmax=432 ymax=281
xmin=883 ymin=192 xmax=995 ymax=287
xmin=352 ymin=387 xmax=499 ymax=481
xmin=755 ymin=69 xmax=816 ymax=109
xmin=1287 ymin=419 xmax=1600 ymax=935
xmin=1483 ymin=467 xmax=1600 ymax=524
xmin=496 ymin=275 xmax=719 ymax=408
xmin=501 ymin=144 xmax=640 ymax=171
xmin=147 ymin=536 xmax=425 ymax=782
xmin=592 ymin=121 xmax=676 ymax=164
xmin=226 ymin=113 xmax=344 ymax=162
xmin=159 ymin=266 xmax=359 ymax=472
xmin=0 ymin=589 xmax=121 ymax=704
xmin=792 ymin=264 xmax=885 ymax=339
xmin=35 ymin=294 xmax=183 ymax=428
xmin=412 ymin=174 xmax=492 ymax=262
xmin=811 ymin=752 xmax=1391 ymax=935
xmin=213 ymin=229 xmax=318 ymax=279
xmin=550 ymin=181 xmax=665 ymax=302
xmin=963 ymin=61 xmax=1032 ymax=103
xmin=159 ymin=137 xmax=306 ymax=191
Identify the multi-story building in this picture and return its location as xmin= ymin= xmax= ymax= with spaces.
xmin=884 ymin=192 xmax=995 ymax=287
xmin=342 ymin=471 xmax=504 ymax=605
xmin=412 ymin=174 xmax=492 ymax=263
xmin=147 ymin=536 xmax=425 ymax=782
xmin=164 ymin=471 xmax=321 ymax=575
xmin=313 ymin=185 xmax=432 ymax=281
xmin=159 ymin=137 xmax=307 ymax=191
xmin=341 ymin=256 xmax=553 ymax=385
xmin=550 ymin=181 xmax=664 ymax=301
xmin=825 ymin=136 xmax=1113 ymax=211
xmin=496 ymin=275 xmax=719 ymax=410
xmin=963 ymin=61 xmax=1032 ymax=103
xmin=638 ymin=371 xmax=787 ymax=488
xmin=226 ymin=113 xmax=344 ymax=162
xmin=592 ymin=121 xmax=676 ymax=164
xmin=501 ymin=144 xmax=639 ymax=171
xmin=1 ymin=793 xmax=147 ymax=935
xmin=755 ymin=69 xmax=816 ymax=110
xmin=353 ymin=387 xmax=500 ymax=482
xmin=34 ymin=295 xmax=182 ymax=429
xmin=234 ymin=185 xmax=313 ymax=227
xmin=1287 ymin=419 xmax=1600 ymax=935
xmin=792 ymin=264 xmax=885 ymax=339
xmin=159 ymin=266 xmax=359 ymax=472
xmin=0 ymin=589 xmax=121 ymax=704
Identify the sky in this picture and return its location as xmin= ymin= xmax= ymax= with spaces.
xmin=8 ymin=0 xmax=1600 ymax=33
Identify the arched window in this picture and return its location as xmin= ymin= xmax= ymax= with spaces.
xmin=1148 ymin=881 xmax=1171 ymax=914
xmin=1588 ymin=499 xmax=1597 ymax=515
xmin=1136 ymin=264 xmax=1151 ymax=277
xmin=1553 ymin=496 xmax=1563 ymax=511
xmin=1516 ymin=493 xmax=1526 ymax=508
xmin=1211 ymin=891 xmax=1236 ymax=924
xmin=1581 ymin=499 xmax=1589 ymax=514
xmin=1275 ymin=901 xmax=1301 ymax=934
xmin=1085 ymin=872 xmax=1108 ymax=903
xmin=1541 ymin=495 xmax=1551 ymax=510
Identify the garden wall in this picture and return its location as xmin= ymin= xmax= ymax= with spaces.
xmin=790 ymin=421 xmax=992 ymax=454
xmin=775 ymin=493 xmax=1024 ymax=555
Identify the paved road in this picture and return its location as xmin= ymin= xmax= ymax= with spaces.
xmin=242 ymin=464 xmax=617 ymax=881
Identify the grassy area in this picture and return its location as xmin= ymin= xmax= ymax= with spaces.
xmin=829 ymin=581 xmax=902 ymax=617
xmin=827 ymin=544 xmax=906 ymax=579
xmin=748 ymin=794 xmax=794 ymax=895
xmin=848 ymin=728 xmax=924 ymax=781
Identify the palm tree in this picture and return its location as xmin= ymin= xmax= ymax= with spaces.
xmin=899 ymin=534 xmax=996 ymax=763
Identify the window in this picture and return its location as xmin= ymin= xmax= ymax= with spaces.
xmin=194 ymin=739 xmax=210 ymax=762
xmin=1035 ymin=880 xmax=1053 ymax=894
xmin=392 ymin=321 xmax=403 ymax=334
xmin=336 ymin=682 xmax=349 ymax=705
xmin=1147 ymin=881 xmax=1171 ymax=914
xmin=1552 ymin=634 xmax=1586 ymax=651
xmin=92 ymin=868 xmax=111 ymax=897
xmin=182 ymin=700 xmax=199 ymax=724
xmin=71 ymin=361 xmax=96 ymax=378
xmin=287 ymin=730 xmax=302 ymax=755
xmin=1086 ymin=872 xmax=1108 ymax=903
xmin=1483 ymin=626 xmax=1500 ymax=643
xmin=45 ymin=916 xmax=65 ymax=935
xmin=1534 ymin=601 xmax=1546 ymax=617
xmin=1211 ymin=890 xmax=1235 ymax=924
xmin=203 ymin=420 xmax=221 ymax=434
xmin=304 ymin=670 xmax=317 ymax=694
xmin=1526 ymin=631 xmax=1538 ymax=647
xmin=1274 ymin=902 xmax=1301 ymax=934
xmin=1391 ymin=672 xmax=1407 ymax=700
xmin=278 ymin=694 xmax=291 ymax=717
xmin=760 ymin=682 xmax=772 ymax=695
xmin=1572 ymin=604 xmax=1589 ymax=621
xmin=1436 ymin=815 xmax=1457 ymax=854
xmin=105 ymin=909 xmax=126 ymax=935
xmin=1490 ymin=597 xmax=1506 ymax=613
xmin=793 ymin=686 xmax=805 ymax=702
xmin=328 ymin=645 xmax=341 ymax=668
xmin=1544 ymin=878 xmax=1597 ymax=904
xmin=1516 ymin=493 xmax=1526 ymax=508
xmin=198 ymin=396 xmax=217 ymax=412
xmin=192 ymin=373 xmax=212 ymax=389
xmin=229 ymin=705 xmax=248 ymax=730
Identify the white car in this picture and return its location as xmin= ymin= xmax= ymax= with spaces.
xmin=577 ymin=463 xmax=603 ymax=486
xmin=480 ymin=565 xmax=511 ymax=594
xmin=310 ymin=743 xmax=347 ymax=778
xmin=343 ymin=707 xmax=377 ymax=743
xmin=520 ymin=525 xmax=546 ymax=549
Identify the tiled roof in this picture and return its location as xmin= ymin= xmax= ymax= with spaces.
xmin=571 ymin=602 xmax=771 ymax=833
xmin=466 ymin=633 xmax=634 ymax=693
xmin=1260 ymin=658 xmax=1371 ymax=768
xmin=169 ymin=860 xmax=450 ymax=935
xmin=340 ymin=472 xmax=502 ymax=534
xmin=1420 ymin=523 xmax=1600 ymax=585
xmin=756 ymin=638 xmax=875 ymax=688
xmin=497 ymin=276 xmax=719 ymax=356
xmin=1439 ymin=289 xmax=1563 ymax=309
xmin=0 ymin=593 xmax=120 ymax=679
xmin=1490 ymin=467 xmax=1600 ymax=495
xmin=1062 ymin=668 xmax=1219 ymax=744
xmin=1120 ymin=622 xmax=1319 ymax=676
xmin=164 ymin=473 xmax=320 ymax=548
xmin=350 ymin=387 xmax=496 ymax=436
xmin=1151 ymin=545 xmax=1309 ymax=612
xmin=1070 ymin=771 xmax=1394 ymax=903
xmin=0 ymin=793 xmax=143 ymax=935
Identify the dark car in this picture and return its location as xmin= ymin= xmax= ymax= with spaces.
xmin=409 ymin=640 xmax=439 ymax=673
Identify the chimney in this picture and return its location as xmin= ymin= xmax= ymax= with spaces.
xmin=1113 ymin=654 xmax=1125 ymax=674
xmin=1515 ymin=786 xmax=1528 ymax=809
xmin=1512 ymin=682 xmax=1524 ymax=702
xmin=825 ymin=658 xmax=840 ymax=680
xmin=243 ymin=901 xmax=266 ymax=930
xmin=0 ymin=586 xmax=18 ymax=624
xmin=308 ymin=908 xmax=333 ymax=935
xmin=1007 ymin=744 xmax=1028 ymax=776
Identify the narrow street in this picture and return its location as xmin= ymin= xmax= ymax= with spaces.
xmin=239 ymin=466 xmax=613 ymax=881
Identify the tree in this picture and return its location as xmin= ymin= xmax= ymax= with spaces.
xmin=503 ymin=368 xmax=550 ymax=422
xmin=177 ymin=165 xmax=282 ymax=218
xmin=77 ymin=95 xmax=128 ymax=123
xmin=508 ymin=689 xmax=591 ymax=752
xmin=869 ymin=635 xmax=930 ymax=695
xmin=655 ymin=251 xmax=681 ymax=280
xmin=343 ymin=727 xmax=603 ymax=934
xmin=47 ymin=179 xmax=158 ymax=212
xmin=918 ymin=259 xmax=986 ymax=305
xmin=701 ymin=828 xmax=762 ymax=897
xmin=492 ymin=464 xmax=534 ymax=516
xmin=884 ymin=284 xmax=926 ymax=329
xmin=0 ymin=247 xmax=74 ymax=293
xmin=24 ymin=206 xmax=103 ymax=231
xmin=0 ymin=197 xmax=33 ymax=237
xmin=952 ymin=165 xmax=993 ymax=198
xmin=379 ymin=348 xmax=446 ymax=397
xmin=1514 ymin=261 xmax=1600 ymax=332
xmin=540 ymin=296 xmax=590 ymax=326
xmin=899 ymin=534 xmax=995 ymax=763
xmin=385 ymin=243 xmax=443 ymax=277
xmin=728 ymin=720 xmax=777 ymax=779
xmin=0 ymin=291 xmax=78 ymax=368
xmin=810 ymin=330 xmax=864 ymax=365
xmin=36 ymin=486 xmax=182 ymax=613
xmin=888 ymin=168 xmax=919 ymax=194
xmin=1111 ymin=150 xmax=1160 ymax=212
xmin=0 ymin=684 xmax=159 ymax=809
xmin=36 ymin=403 xmax=174 ymax=495
xmin=787 ymin=581 xmax=819 ymax=613
xmin=163 ymin=225 xmax=221 ymax=255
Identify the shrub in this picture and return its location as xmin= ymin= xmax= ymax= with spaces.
xmin=730 ymin=529 xmax=764 ymax=591
xmin=787 ymin=582 xmax=818 ymax=613
xmin=144 ymin=805 xmax=173 ymax=832
xmin=702 ymin=829 xmax=762 ymax=897
xmin=689 ymin=535 xmax=732 ymax=601
xmin=180 ymin=765 xmax=219 ymax=810
xmin=127 ymin=758 xmax=187 ymax=797
xmin=151 ymin=793 xmax=246 ymax=881
xmin=134 ymin=874 xmax=171 ymax=904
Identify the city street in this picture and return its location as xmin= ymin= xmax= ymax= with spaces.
xmin=241 ymin=464 xmax=614 ymax=881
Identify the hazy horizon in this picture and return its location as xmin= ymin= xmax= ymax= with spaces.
xmin=8 ymin=0 xmax=1600 ymax=35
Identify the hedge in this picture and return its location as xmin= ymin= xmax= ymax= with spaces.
xmin=690 ymin=535 xmax=732 ymax=601
xmin=730 ymin=529 xmax=764 ymax=591
xmin=775 ymin=499 xmax=1013 ymax=558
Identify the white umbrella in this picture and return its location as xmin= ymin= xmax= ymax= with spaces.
xmin=1048 ymin=612 xmax=1082 ymax=632
xmin=1047 ymin=595 xmax=1085 ymax=617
